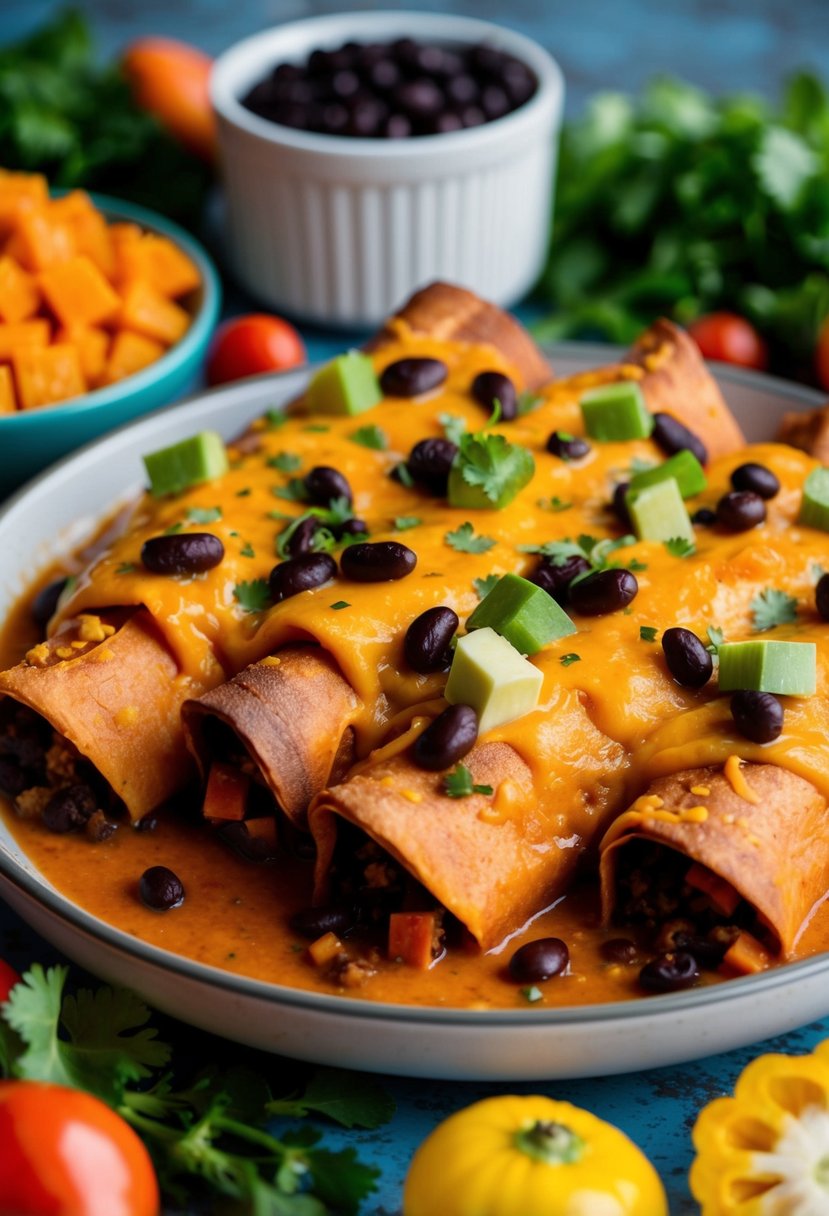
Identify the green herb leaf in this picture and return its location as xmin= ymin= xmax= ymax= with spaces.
xmin=628 ymin=558 xmax=649 ymax=572
xmin=349 ymin=424 xmax=388 ymax=451
xmin=394 ymin=516 xmax=421 ymax=531
xmin=455 ymin=432 xmax=534 ymax=506
xmin=639 ymin=625 xmax=658 ymax=642
xmin=520 ymin=985 xmax=543 ymax=1002
xmin=664 ymin=536 xmax=696 ymax=558
xmin=115 ymin=562 xmax=136 ymax=575
xmin=267 ymin=1067 xmax=395 ymax=1129
xmin=444 ymin=522 xmax=496 ymax=554
xmin=439 ymin=413 xmax=468 ymax=445
xmin=473 ymin=574 xmax=501 ymax=600
xmin=392 ymin=461 xmax=415 ymax=488
xmin=517 ymin=392 xmax=544 ymax=416
xmin=706 ymin=625 xmax=725 ymax=655
xmin=537 ymin=496 xmax=573 ymax=513
xmin=330 ymin=600 xmax=350 ymax=610
xmin=163 ymin=522 xmax=183 ymax=535
xmin=303 ymin=424 xmax=330 ymax=433
xmin=443 ymin=764 xmax=494 ymax=799
xmin=236 ymin=487 xmax=252 ymax=498
xmin=751 ymin=587 xmax=798 ymax=632
xmin=560 ymin=653 xmax=581 ymax=666
xmin=240 ymin=542 xmax=255 ymax=558
xmin=234 ymin=579 xmax=271 ymax=612
xmin=267 ymin=452 xmax=302 ymax=472
xmin=186 ymin=506 xmax=222 ymax=524
xmin=263 ymin=408 xmax=287 ymax=429
xmin=273 ymin=478 xmax=308 ymax=503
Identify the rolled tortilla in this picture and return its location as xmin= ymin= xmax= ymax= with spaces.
xmin=777 ymin=399 xmax=829 ymax=463
xmin=0 ymin=610 xmax=205 ymax=821
xmin=599 ymin=762 xmax=829 ymax=957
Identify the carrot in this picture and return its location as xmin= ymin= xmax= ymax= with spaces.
xmin=685 ymin=862 xmax=741 ymax=917
xmin=122 ymin=39 xmax=216 ymax=162
xmin=202 ymin=761 xmax=249 ymax=822
xmin=388 ymin=912 xmax=440 ymax=969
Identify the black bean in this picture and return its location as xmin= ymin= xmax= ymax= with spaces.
xmin=716 ymin=490 xmax=766 ymax=532
xmin=139 ymin=865 xmax=185 ymax=911
xmin=460 ymin=104 xmax=486 ymax=128
xmin=651 ymin=413 xmax=708 ymax=465
xmin=471 ymin=371 xmax=517 ymax=421
xmin=285 ymin=516 xmax=321 ymax=556
xmin=730 ymin=690 xmax=783 ymax=744
xmin=817 ymin=572 xmax=829 ymax=621
xmin=730 ymin=462 xmax=780 ymax=500
xmin=547 ymin=431 xmax=591 ymax=461
xmin=42 ymin=783 xmax=97 ymax=834
xmin=528 ymin=555 xmax=591 ymax=605
xmin=413 ymin=703 xmax=478 ymax=771
xmin=508 ymin=937 xmax=569 ymax=983
xmin=394 ymin=78 xmax=444 ymax=119
xmin=141 ymin=533 xmax=224 ymax=576
xmin=305 ymin=465 xmax=353 ymax=508
xmin=611 ymin=481 xmax=631 ymax=526
xmin=0 ymin=757 xmax=27 ymax=797
xmin=600 ymin=937 xmax=638 ymax=964
xmin=404 ymin=606 xmax=459 ymax=673
xmin=31 ymin=577 xmax=68 ymax=631
xmin=481 ymin=84 xmax=510 ymax=120
xmin=333 ymin=517 xmax=368 ymax=540
xmin=347 ymin=97 xmax=387 ymax=137
xmin=568 ymin=568 xmax=638 ymax=616
xmin=406 ymin=437 xmax=458 ymax=494
xmin=384 ymin=113 xmax=411 ymax=139
xmin=269 ymin=553 xmax=337 ymax=602
xmin=638 ymin=951 xmax=700 ymax=993
xmin=446 ymin=75 xmax=478 ymax=106
xmin=85 ymin=810 xmax=118 ymax=843
xmin=290 ymin=905 xmax=356 ymax=940
xmin=380 ymin=357 xmax=447 ymax=397
xmin=368 ymin=59 xmax=400 ymax=92
xmin=341 ymin=541 xmax=416 ymax=582
xmin=218 ymin=821 xmax=280 ymax=863
xmin=429 ymin=112 xmax=464 ymax=136
xmin=661 ymin=627 xmax=713 ymax=688
xmin=692 ymin=507 xmax=717 ymax=526
xmin=672 ymin=932 xmax=731 ymax=967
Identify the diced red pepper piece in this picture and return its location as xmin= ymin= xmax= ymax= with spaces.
xmin=388 ymin=911 xmax=440 ymax=970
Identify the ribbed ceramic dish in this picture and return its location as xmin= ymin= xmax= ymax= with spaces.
xmin=0 ymin=348 xmax=827 ymax=1081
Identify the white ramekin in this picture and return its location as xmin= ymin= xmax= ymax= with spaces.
xmin=211 ymin=12 xmax=564 ymax=327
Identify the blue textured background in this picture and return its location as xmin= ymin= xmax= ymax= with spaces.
xmin=3 ymin=2 xmax=829 ymax=1212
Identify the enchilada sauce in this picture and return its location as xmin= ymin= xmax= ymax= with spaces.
xmin=3 ymin=320 xmax=829 ymax=1008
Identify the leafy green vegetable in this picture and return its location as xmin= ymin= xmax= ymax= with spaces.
xmin=560 ymin=653 xmax=581 ymax=666
xmin=439 ymin=413 xmax=468 ymax=444
xmin=751 ymin=587 xmax=798 ymax=631
xmin=639 ymin=625 xmax=658 ymax=642
xmin=273 ymin=478 xmax=309 ymax=503
xmin=451 ymin=431 xmax=534 ymax=509
xmin=664 ymin=536 xmax=696 ymax=558
xmin=186 ymin=506 xmax=222 ymax=524
xmin=330 ymin=601 xmax=350 ymax=610
xmin=234 ymin=579 xmax=271 ymax=613
xmin=444 ymin=522 xmax=496 ymax=554
xmin=536 ymin=73 xmax=829 ymax=378
xmin=537 ymin=496 xmax=573 ymax=513
xmin=349 ymin=424 xmax=388 ymax=451
xmin=519 ymin=533 xmax=637 ymax=574
xmin=268 ymin=1068 xmax=394 ymax=1130
xmin=706 ymin=625 xmax=725 ymax=654
xmin=394 ymin=515 xmax=421 ymax=531
xmin=0 ymin=10 xmax=211 ymax=224
xmin=473 ymin=573 xmax=501 ymax=600
xmin=268 ymin=452 xmax=303 ymax=473
xmin=443 ymin=764 xmax=494 ymax=799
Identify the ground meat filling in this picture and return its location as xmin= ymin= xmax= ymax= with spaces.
xmin=0 ymin=701 xmax=119 ymax=841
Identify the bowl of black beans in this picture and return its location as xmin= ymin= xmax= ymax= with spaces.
xmin=211 ymin=12 xmax=563 ymax=326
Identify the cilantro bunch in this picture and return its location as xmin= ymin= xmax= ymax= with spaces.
xmin=0 ymin=964 xmax=391 ymax=1213
xmin=537 ymin=73 xmax=829 ymax=379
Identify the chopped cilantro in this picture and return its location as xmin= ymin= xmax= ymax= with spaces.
xmin=813 ymin=563 xmax=827 ymax=583
xmin=443 ymin=764 xmax=494 ymax=799
xmin=233 ymin=579 xmax=271 ymax=612
xmin=394 ymin=516 xmax=421 ymax=531
xmin=349 ymin=424 xmax=388 ymax=451
xmin=263 ymin=408 xmax=287 ymax=429
xmin=240 ymin=542 xmax=255 ymax=558
xmin=115 ymin=562 xmax=136 ymax=575
xmin=520 ymin=985 xmax=543 ymax=1002
xmin=162 ymin=522 xmax=183 ymax=535
xmin=272 ymin=478 xmax=308 ymax=502
xmin=303 ymin=424 xmax=330 ymax=433
xmin=235 ymin=487 xmax=252 ymax=498
xmin=445 ymin=522 xmax=496 ymax=554
xmin=439 ymin=413 xmax=468 ymax=445
xmin=537 ymin=496 xmax=573 ymax=513
xmin=751 ymin=587 xmax=798 ymax=632
xmin=330 ymin=600 xmax=350 ymax=610
xmin=639 ymin=625 xmax=658 ymax=642
xmin=519 ymin=534 xmax=637 ymax=572
xmin=186 ymin=506 xmax=222 ymax=524
xmin=706 ymin=625 xmax=725 ymax=655
xmin=628 ymin=558 xmax=648 ymax=572
xmin=274 ymin=510 xmax=338 ymax=559
xmin=664 ymin=536 xmax=696 ymax=558
xmin=517 ymin=391 xmax=544 ymax=416
xmin=267 ymin=451 xmax=302 ymax=472
xmin=473 ymin=573 xmax=501 ymax=600
xmin=560 ymin=652 xmax=581 ymax=666
xmin=453 ymin=430 xmax=534 ymax=507
xmin=392 ymin=461 xmax=415 ymax=488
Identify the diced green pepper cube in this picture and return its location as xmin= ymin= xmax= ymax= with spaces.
xmin=627 ymin=478 xmax=696 ymax=545
xmin=627 ymin=450 xmax=707 ymax=499
xmin=718 ymin=639 xmax=816 ymax=696
xmin=305 ymin=352 xmax=382 ymax=416
xmin=467 ymin=573 xmax=576 ymax=654
xmin=445 ymin=627 xmax=543 ymax=733
xmin=799 ymin=467 xmax=829 ymax=531
xmin=580 ymin=381 xmax=653 ymax=441
xmin=143 ymin=431 xmax=229 ymax=497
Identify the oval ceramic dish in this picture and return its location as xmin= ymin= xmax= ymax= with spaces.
xmin=0 ymin=348 xmax=826 ymax=1082
xmin=0 ymin=193 xmax=221 ymax=494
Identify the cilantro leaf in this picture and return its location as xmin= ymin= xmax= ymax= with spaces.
xmin=560 ymin=653 xmax=581 ymax=666
xmin=307 ymin=1148 xmax=379 ymax=1216
xmin=754 ymin=125 xmax=818 ymax=210
xmin=521 ymin=985 xmax=543 ymax=1002
xmin=537 ymin=496 xmax=573 ymax=513
xmin=443 ymin=764 xmax=493 ymax=798
xmin=519 ymin=534 xmax=637 ymax=571
xmin=444 ymin=522 xmax=496 ymax=554
xmin=186 ymin=506 xmax=222 ymax=524
xmin=273 ymin=478 xmax=308 ymax=503
xmin=473 ymin=573 xmax=501 ymax=600
xmin=639 ymin=625 xmax=658 ymax=642
xmin=706 ymin=625 xmax=725 ymax=655
xmin=751 ymin=587 xmax=798 ymax=632
xmin=264 ymin=409 xmax=288 ymax=429
xmin=115 ymin=562 xmax=136 ymax=575
xmin=275 ymin=514 xmax=336 ymax=560
xmin=394 ymin=516 xmax=421 ymax=531
xmin=234 ymin=579 xmax=271 ymax=612
xmin=664 ymin=536 xmax=696 ymax=558
xmin=392 ymin=461 xmax=414 ymax=488
xmin=267 ymin=1067 xmax=395 ymax=1130
xmin=439 ymin=413 xmax=468 ymax=444
xmin=267 ymin=452 xmax=302 ymax=472
xmin=455 ymin=432 xmax=534 ymax=507
xmin=240 ymin=542 xmax=255 ymax=558
xmin=517 ymin=391 xmax=543 ymax=416
xmin=330 ymin=601 xmax=350 ymax=610
xmin=349 ymin=424 xmax=387 ymax=451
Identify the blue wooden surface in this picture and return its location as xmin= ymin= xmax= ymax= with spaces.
xmin=3 ymin=2 xmax=829 ymax=1213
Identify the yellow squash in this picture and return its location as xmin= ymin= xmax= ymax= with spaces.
xmin=403 ymin=1094 xmax=667 ymax=1216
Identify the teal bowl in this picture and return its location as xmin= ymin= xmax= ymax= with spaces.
xmin=0 ymin=194 xmax=221 ymax=494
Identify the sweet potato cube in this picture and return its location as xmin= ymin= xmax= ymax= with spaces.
xmin=0 ymin=365 xmax=17 ymax=412
xmin=0 ymin=256 xmax=40 ymax=323
xmin=117 ymin=232 xmax=201 ymax=298
xmin=202 ymin=761 xmax=249 ymax=822
xmin=13 ymin=344 xmax=86 ymax=409
xmin=388 ymin=911 xmax=440 ymax=969
xmin=0 ymin=172 xmax=48 ymax=238
xmin=39 ymin=255 xmax=121 ymax=328
xmin=721 ymin=931 xmax=772 ymax=976
xmin=308 ymin=932 xmax=344 ymax=967
xmin=118 ymin=280 xmax=190 ymax=345
xmin=0 ymin=319 xmax=50 ymax=361
xmin=100 ymin=330 xmax=165 ymax=384
xmin=6 ymin=207 xmax=75 ymax=272
xmin=243 ymin=817 xmax=279 ymax=848
xmin=55 ymin=326 xmax=109 ymax=384
xmin=50 ymin=192 xmax=115 ymax=279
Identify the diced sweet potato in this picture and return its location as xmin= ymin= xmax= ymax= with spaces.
xmin=55 ymin=325 xmax=109 ymax=384
xmin=243 ymin=817 xmax=278 ymax=848
xmin=721 ymin=931 xmax=772 ymax=976
xmin=116 ymin=232 xmax=201 ymax=297
xmin=0 ymin=365 xmax=17 ymax=411
xmin=39 ymin=255 xmax=121 ymax=328
xmin=0 ymin=255 xmax=40 ymax=323
xmin=685 ymin=862 xmax=741 ymax=917
xmin=12 ymin=344 xmax=86 ymax=409
xmin=308 ymin=932 xmax=344 ymax=966
xmin=6 ymin=207 xmax=75 ymax=272
xmin=202 ymin=761 xmax=249 ymax=822
xmin=100 ymin=330 xmax=165 ymax=384
xmin=0 ymin=319 xmax=50 ymax=361
xmin=388 ymin=911 xmax=440 ymax=969
xmin=118 ymin=280 xmax=190 ymax=345
xmin=0 ymin=171 xmax=48 ymax=238
xmin=50 ymin=192 xmax=115 ymax=279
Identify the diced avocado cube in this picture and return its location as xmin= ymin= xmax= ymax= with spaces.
xmin=627 ymin=450 xmax=707 ymax=500
xmin=626 ymin=477 xmax=696 ymax=545
xmin=445 ymin=627 xmax=543 ymax=733
xmin=467 ymin=573 xmax=576 ymax=654
xmin=798 ymin=467 xmax=829 ymax=531
xmin=143 ymin=431 xmax=229 ymax=497
xmin=718 ymin=640 xmax=816 ymax=696
xmin=580 ymin=381 xmax=653 ymax=441
xmin=447 ymin=438 xmax=535 ymax=511
xmin=305 ymin=352 xmax=382 ymax=416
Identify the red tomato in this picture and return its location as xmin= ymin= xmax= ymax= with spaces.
xmin=0 ymin=959 xmax=21 ymax=1002
xmin=817 ymin=315 xmax=829 ymax=392
xmin=0 ymin=1082 xmax=159 ymax=1216
xmin=206 ymin=314 xmax=307 ymax=386
xmin=687 ymin=312 xmax=768 ymax=371
xmin=122 ymin=38 xmax=216 ymax=162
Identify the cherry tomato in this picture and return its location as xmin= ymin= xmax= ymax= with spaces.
xmin=122 ymin=38 xmax=216 ymax=162
xmin=687 ymin=312 xmax=768 ymax=371
xmin=816 ymin=314 xmax=829 ymax=392
xmin=206 ymin=314 xmax=307 ymax=386
xmin=0 ymin=1081 xmax=159 ymax=1216
xmin=0 ymin=959 xmax=21 ymax=1002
